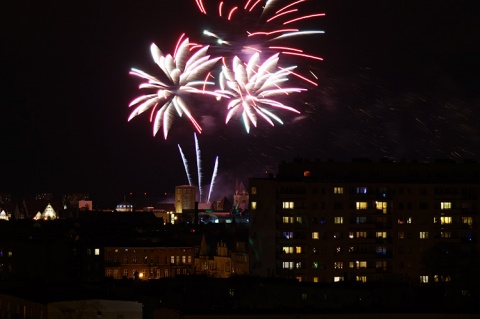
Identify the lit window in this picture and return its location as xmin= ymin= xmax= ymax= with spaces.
xmin=376 ymin=231 xmax=387 ymax=238
xmin=356 ymin=187 xmax=367 ymax=194
xmin=283 ymin=247 xmax=294 ymax=254
xmin=420 ymin=232 xmax=429 ymax=239
xmin=303 ymin=170 xmax=311 ymax=177
xmin=182 ymin=256 xmax=186 ymax=264
xmin=187 ymin=256 xmax=192 ymax=263
xmin=420 ymin=275 xmax=429 ymax=283
xmin=356 ymin=202 xmax=368 ymax=210
xmin=94 ymin=248 xmax=100 ymax=256
xmin=313 ymin=262 xmax=319 ymax=269
xmin=295 ymin=246 xmax=302 ymax=254
xmin=251 ymin=187 xmax=257 ymax=195
xmin=356 ymin=276 xmax=367 ymax=283
xmin=283 ymin=261 xmax=294 ymax=269
xmin=123 ymin=269 xmax=128 ymax=277
xmin=296 ymin=262 xmax=302 ymax=269
xmin=376 ymin=261 xmax=387 ymax=269
xmin=313 ymin=277 xmax=319 ymax=283
xmin=283 ymin=216 xmax=294 ymax=224
xmin=349 ymin=232 xmax=354 ymax=238
xmin=284 ymin=231 xmax=294 ymax=239
xmin=312 ymin=232 xmax=319 ymax=239
xmin=334 ymin=187 xmax=344 ymax=194
xmin=462 ymin=217 xmax=473 ymax=225
xmin=356 ymin=231 xmax=367 ymax=238
xmin=251 ymin=201 xmax=257 ymax=210
xmin=295 ymin=216 xmax=303 ymax=224
xmin=376 ymin=201 xmax=387 ymax=214
xmin=334 ymin=276 xmax=344 ymax=282
xmin=406 ymin=217 xmax=412 ymax=224
xmin=283 ymin=201 xmax=294 ymax=209
xmin=170 ymin=256 xmax=175 ymax=264
xmin=441 ymin=202 xmax=452 ymax=210
xmin=358 ymin=261 xmax=367 ymax=268
xmin=334 ymin=261 xmax=343 ymax=269
xmin=441 ymin=216 xmax=452 ymax=224
xmin=334 ymin=217 xmax=343 ymax=224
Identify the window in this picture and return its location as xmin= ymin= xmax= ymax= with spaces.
xmin=251 ymin=187 xmax=257 ymax=195
xmin=376 ymin=231 xmax=387 ymax=238
xmin=334 ymin=187 xmax=344 ymax=194
xmin=313 ymin=277 xmax=319 ymax=283
xmin=420 ymin=275 xmax=429 ymax=283
xmin=350 ymin=261 xmax=367 ymax=269
xmin=349 ymin=232 xmax=354 ymax=238
xmin=182 ymin=256 xmax=186 ymax=264
xmin=251 ymin=202 xmax=257 ymax=210
xmin=356 ymin=216 xmax=367 ymax=224
xmin=282 ymin=261 xmax=294 ymax=269
xmin=283 ymin=216 xmax=294 ymax=224
xmin=296 ymin=216 xmax=303 ymax=223
xmin=170 ymin=256 xmax=175 ymax=264
xmin=334 ymin=276 xmax=344 ymax=282
xmin=406 ymin=217 xmax=412 ymax=224
xmin=187 ymin=256 xmax=192 ymax=263
xmin=313 ymin=262 xmax=319 ymax=269
xmin=398 ymin=231 xmax=405 ymax=239
xmin=283 ymin=201 xmax=294 ymax=209
xmin=94 ymin=248 xmax=100 ymax=256
xmin=376 ymin=261 xmax=387 ymax=269
xmin=106 ymin=269 xmax=112 ymax=277
xmin=303 ymin=170 xmax=311 ymax=177
xmin=283 ymin=247 xmax=294 ymax=254
xmin=440 ymin=231 xmax=452 ymax=238
xmin=356 ymin=202 xmax=368 ymax=210
xmin=296 ymin=262 xmax=302 ymax=269
xmin=284 ymin=231 xmax=294 ymax=239
xmin=295 ymin=246 xmax=302 ymax=254
xmin=462 ymin=217 xmax=473 ymax=225
xmin=356 ymin=187 xmax=367 ymax=194
xmin=123 ymin=269 xmax=128 ymax=278
xmin=441 ymin=216 xmax=452 ymax=224
xmin=312 ymin=232 xmax=319 ymax=239
xmin=420 ymin=232 xmax=429 ymax=239
xmin=441 ymin=202 xmax=452 ymax=210
xmin=356 ymin=276 xmax=367 ymax=283
xmin=334 ymin=217 xmax=343 ymax=224
xmin=356 ymin=231 xmax=367 ymax=238
xmin=376 ymin=201 xmax=387 ymax=214
xmin=334 ymin=261 xmax=343 ymax=269
xmin=376 ymin=246 xmax=387 ymax=255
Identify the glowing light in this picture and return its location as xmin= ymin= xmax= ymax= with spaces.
xmin=178 ymin=144 xmax=193 ymax=186
xmin=207 ymin=156 xmax=219 ymax=203
xmin=216 ymin=53 xmax=305 ymax=133
xmin=283 ymin=13 xmax=326 ymax=25
xmin=128 ymin=36 xmax=222 ymax=139
xmin=194 ymin=132 xmax=203 ymax=202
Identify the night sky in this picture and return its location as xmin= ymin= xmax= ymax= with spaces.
xmin=1 ymin=0 xmax=479 ymax=206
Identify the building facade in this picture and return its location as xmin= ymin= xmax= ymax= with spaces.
xmin=104 ymin=246 xmax=196 ymax=280
xmin=249 ymin=158 xmax=480 ymax=284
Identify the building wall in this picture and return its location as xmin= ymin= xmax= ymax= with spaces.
xmin=104 ymin=246 xmax=196 ymax=280
xmin=249 ymin=159 xmax=480 ymax=284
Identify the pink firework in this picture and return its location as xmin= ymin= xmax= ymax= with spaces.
xmin=194 ymin=0 xmax=324 ymax=85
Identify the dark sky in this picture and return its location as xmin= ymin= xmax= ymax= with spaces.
xmin=1 ymin=0 xmax=479 ymax=205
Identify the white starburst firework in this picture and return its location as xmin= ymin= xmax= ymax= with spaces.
xmin=216 ymin=52 xmax=305 ymax=133
xmin=128 ymin=35 xmax=222 ymax=139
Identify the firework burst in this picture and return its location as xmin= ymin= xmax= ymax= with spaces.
xmin=216 ymin=52 xmax=306 ymax=133
xmin=128 ymin=34 xmax=223 ymax=139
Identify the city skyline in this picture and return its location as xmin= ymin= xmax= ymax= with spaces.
xmin=1 ymin=0 xmax=479 ymax=202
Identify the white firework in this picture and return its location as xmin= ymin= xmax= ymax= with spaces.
xmin=216 ymin=52 xmax=306 ymax=133
xmin=128 ymin=35 xmax=222 ymax=139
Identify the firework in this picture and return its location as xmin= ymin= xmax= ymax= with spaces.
xmin=194 ymin=132 xmax=203 ymax=202
xmin=216 ymin=52 xmax=306 ymax=133
xmin=128 ymin=34 xmax=223 ymax=139
xmin=178 ymin=144 xmax=193 ymax=186
xmin=194 ymin=0 xmax=324 ymax=85
xmin=207 ymin=156 xmax=219 ymax=203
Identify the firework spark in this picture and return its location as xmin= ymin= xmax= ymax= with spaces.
xmin=207 ymin=156 xmax=219 ymax=203
xmin=128 ymin=34 xmax=222 ymax=139
xmin=195 ymin=0 xmax=324 ymax=84
xmin=194 ymin=132 xmax=203 ymax=202
xmin=216 ymin=52 xmax=306 ymax=133
xmin=178 ymin=144 xmax=193 ymax=186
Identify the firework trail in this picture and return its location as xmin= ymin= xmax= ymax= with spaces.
xmin=216 ymin=52 xmax=306 ymax=132
xmin=128 ymin=34 xmax=223 ymax=139
xmin=194 ymin=132 xmax=203 ymax=202
xmin=177 ymin=144 xmax=193 ymax=186
xmin=207 ymin=156 xmax=219 ymax=203
xmin=194 ymin=0 xmax=324 ymax=85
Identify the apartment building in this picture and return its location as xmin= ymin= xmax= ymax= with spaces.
xmin=249 ymin=158 xmax=480 ymax=284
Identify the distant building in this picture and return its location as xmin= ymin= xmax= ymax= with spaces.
xmin=104 ymin=246 xmax=196 ymax=280
xmin=33 ymin=203 xmax=58 ymax=220
xmin=233 ymin=180 xmax=249 ymax=212
xmin=249 ymin=158 xmax=480 ymax=284
xmin=175 ymin=185 xmax=196 ymax=214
